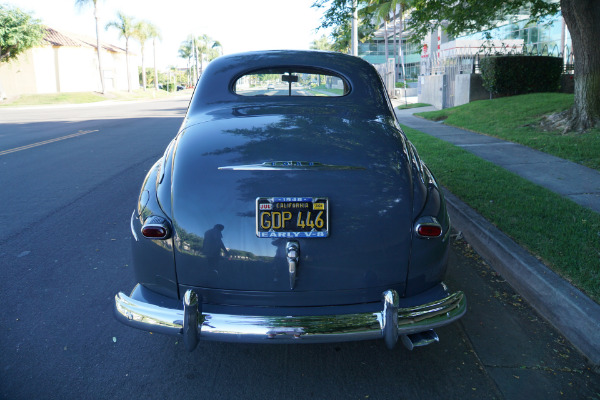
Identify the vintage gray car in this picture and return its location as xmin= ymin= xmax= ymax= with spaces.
xmin=114 ymin=50 xmax=466 ymax=351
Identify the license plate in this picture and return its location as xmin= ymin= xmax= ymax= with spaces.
xmin=256 ymin=197 xmax=329 ymax=238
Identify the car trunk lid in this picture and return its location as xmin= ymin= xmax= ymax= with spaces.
xmin=170 ymin=107 xmax=413 ymax=306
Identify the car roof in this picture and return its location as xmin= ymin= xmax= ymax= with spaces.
xmin=188 ymin=50 xmax=393 ymax=116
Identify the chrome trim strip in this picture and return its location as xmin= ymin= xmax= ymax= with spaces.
xmin=382 ymin=290 xmax=399 ymax=349
xmin=130 ymin=211 xmax=138 ymax=242
xmin=218 ymin=161 xmax=365 ymax=171
xmin=114 ymin=288 xmax=466 ymax=348
xmin=114 ymin=291 xmax=184 ymax=336
xmin=286 ymin=241 xmax=300 ymax=290
xmin=183 ymin=290 xmax=200 ymax=351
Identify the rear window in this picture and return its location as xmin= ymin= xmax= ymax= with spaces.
xmin=234 ymin=68 xmax=350 ymax=97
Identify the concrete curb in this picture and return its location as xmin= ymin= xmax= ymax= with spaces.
xmin=0 ymin=94 xmax=192 ymax=111
xmin=443 ymin=188 xmax=600 ymax=366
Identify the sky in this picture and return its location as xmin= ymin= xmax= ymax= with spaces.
xmin=9 ymin=0 xmax=332 ymax=69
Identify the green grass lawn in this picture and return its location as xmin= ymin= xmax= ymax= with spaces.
xmin=402 ymin=124 xmax=600 ymax=303
xmin=310 ymin=85 xmax=345 ymax=96
xmin=396 ymin=103 xmax=431 ymax=110
xmin=415 ymin=93 xmax=600 ymax=171
xmin=0 ymin=88 xmax=191 ymax=107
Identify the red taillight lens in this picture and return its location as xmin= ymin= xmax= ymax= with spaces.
xmin=141 ymin=216 xmax=171 ymax=239
xmin=417 ymin=224 xmax=442 ymax=237
xmin=415 ymin=217 xmax=443 ymax=238
xmin=142 ymin=226 xmax=168 ymax=238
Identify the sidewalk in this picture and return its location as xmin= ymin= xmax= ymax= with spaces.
xmin=393 ymin=103 xmax=600 ymax=213
xmin=392 ymin=100 xmax=600 ymax=366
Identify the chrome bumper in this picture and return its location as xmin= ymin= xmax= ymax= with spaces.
xmin=114 ymin=285 xmax=466 ymax=351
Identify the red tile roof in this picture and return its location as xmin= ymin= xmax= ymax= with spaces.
xmin=42 ymin=27 xmax=126 ymax=53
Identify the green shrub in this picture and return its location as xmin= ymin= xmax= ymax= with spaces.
xmin=480 ymin=56 xmax=562 ymax=96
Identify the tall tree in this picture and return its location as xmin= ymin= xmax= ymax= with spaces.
xmin=75 ymin=0 xmax=106 ymax=94
xmin=375 ymin=0 xmax=411 ymax=84
xmin=310 ymin=35 xmax=333 ymax=51
xmin=178 ymin=40 xmax=193 ymax=86
xmin=559 ymin=0 xmax=599 ymax=132
xmin=105 ymin=12 xmax=135 ymax=92
xmin=146 ymin=22 xmax=162 ymax=91
xmin=365 ymin=0 xmax=393 ymax=61
xmin=0 ymin=5 xmax=44 ymax=63
xmin=132 ymin=21 xmax=151 ymax=91
xmin=351 ymin=0 xmax=358 ymax=54
xmin=313 ymin=0 xmax=375 ymax=53
xmin=194 ymin=34 xmax=220 ymax=75
xmin=394 ymin=1 xmax=411 ymax=85
xmin=313 ymin=0 xmax=357 ymax=33
xmin=0 ymin=5 xmax=44 ymax=99
xmin=212 ymin=40 xmax=223 ymax=57
xmin=407 ymin=0 xmax=598 ymax=132
xmin=328 ymin=17 xmax=375 ymax=53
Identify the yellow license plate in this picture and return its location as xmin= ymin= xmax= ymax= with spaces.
xmin=256 ymin=197 xmax=329 ymax=238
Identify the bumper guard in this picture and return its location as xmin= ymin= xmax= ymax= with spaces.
xmin=114 ymin=286 xmax=466 ymax=351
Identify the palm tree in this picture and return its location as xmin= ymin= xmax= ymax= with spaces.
xmin=367 ymin=0 xmax=410 ymax=86
xmin=75 ymin=0 xmax=105 ymax=93
xmin=394 ymin=1 xmax=410 ymax=89
xmin=146 ymin=22 xmax=162 ymax=91
xmin=105 ymin=12 xmax=135 ymax=92
xmin=132 ymin=21 xmax=151 ymax=91
xmin=194 ymin=34 xmax=220 ymax=75
xmin=178 ymin=40 xmax=193 ymax=86
xmin=365 ymin=0 xmax=392 ymax=62
xmin=310 ymin=35 xmax=333 ymax=51
xmin=212 ymin=40 xmax=223 ymax=57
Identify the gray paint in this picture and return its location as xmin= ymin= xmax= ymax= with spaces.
xmin=131 ymin=50 xmax=451 ymax=309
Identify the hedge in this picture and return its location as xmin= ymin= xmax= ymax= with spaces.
xmin=480 ymin=56 xmax=562 ymax=96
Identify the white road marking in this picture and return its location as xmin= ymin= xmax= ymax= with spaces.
xmin=0 ymin=129 xmax=100 ymax=156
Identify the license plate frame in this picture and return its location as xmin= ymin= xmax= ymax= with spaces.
xmin=256 ymin=197 xmax=329 ymax=238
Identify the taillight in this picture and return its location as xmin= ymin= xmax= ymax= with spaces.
xmin=141 ymin=216 xmax=171 ymax=239
xmin=415 ymin=217 xmax=443 ymax=238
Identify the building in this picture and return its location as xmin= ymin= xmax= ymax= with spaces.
xmin=358 ymin=12 xmax=573 ymax=107
xmin=0 ymin=27 xmax=139 ymax=99
xmin=358 ymin=24 xmax=422 ymax=80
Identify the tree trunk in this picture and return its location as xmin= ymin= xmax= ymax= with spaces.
xmin=398 ymin=6 xmax=408 ymax=105
xmin=141 ymin=45 xmax=147 ymax=91
xmin=392 ymin=11 xmax=398 ymax=83
xmin=125 ymin=38 xmax=131 ymax=93
xmin=153 ymin=39 xmax=158 ymax=91
xmin=94 ymin=5 xmax=105 ymax=94
xmin=193 ymin=37 xmax=199 ymax=84
xmin=0 ymin=48 xmax=5 ymax=99
xmin=383 ymin=20 xmax=389 ymax=62
xmin=351 ymin=0 xmax=358 ymax=55
xmin=557 ymin=0 xmax=600 ymax=132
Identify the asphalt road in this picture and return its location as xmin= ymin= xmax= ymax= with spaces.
xmin=0 ymin=99 xmax=598 ymax=399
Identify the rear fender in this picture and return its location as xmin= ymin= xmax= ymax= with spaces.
xmin=131 ymin=159 xmax=179 ymax=299
xmin=406 ymin=158 xmax=450 ymax=297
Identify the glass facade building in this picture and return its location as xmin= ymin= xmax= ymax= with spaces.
xmin=358 ymin=37 xmax=422 ymax=80
xmin=358 ymin=13 xmax=571 ymax=78
xmin=458 ymin=13 xmax=571 ymax=58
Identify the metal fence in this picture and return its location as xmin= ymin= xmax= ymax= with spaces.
xmin=373 ymin=58 xmax=396 ymax=97
xmin=419 ymin=43 xmax=573 ymax=108
xmin=422 ymin=43 xmax=574 ymax=75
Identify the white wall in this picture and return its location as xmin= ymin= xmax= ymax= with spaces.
xmin=417 ymin=75 xmax=444 ymax=109
xmin=56 ymin=46 xmax=100 ymax=92
xmin=0 ymin=49 xmax=37 ymax=98
xmin=32 ymin=47 xmax=58 ymax=93
xmin=0 ymin=43 xmax=139 ymax=98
